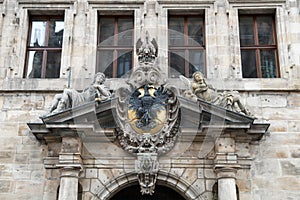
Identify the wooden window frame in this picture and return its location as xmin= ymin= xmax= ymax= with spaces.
xmin=96 ymin=16 xmax=134 ymax=78
xmin=24 ymin=15 xmax=64 ymax=78
xmin=168 ymin=15 xmax=206 ymax=78
xmin=239 ymin=14 xmax=280 ymax=78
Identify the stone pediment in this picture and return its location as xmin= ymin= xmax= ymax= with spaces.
xmin=28 ymin=95 xmax=269 ymax=143
xmin=28 ymin=99 xmax=116 ymax=141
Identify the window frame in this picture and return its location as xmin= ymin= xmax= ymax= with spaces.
xmin=239 ymin=14 xmax=280 ymax=78
xmin=96 ymin=15 xmax=134 ymax=78
xmin=168 ymin=14 xmax=206 ymax=78
xmin=24 ymin=15 xmax=64 ymax=78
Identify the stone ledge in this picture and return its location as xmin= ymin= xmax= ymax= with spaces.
xmin=1 ymin=78 xmax=300 ymax=92
xmin=18 ymin=0 xmax=75 ymax=4
xmin=87 ymin=0 xmax=144 ymax=4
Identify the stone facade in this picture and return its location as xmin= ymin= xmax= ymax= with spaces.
xmin=0 ymin=0 xmax=299 ymax=200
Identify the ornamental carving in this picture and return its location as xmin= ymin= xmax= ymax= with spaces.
xmin=115 ymin=73 xmax=180 ymax=154
xmin=114 ymin=33 xmax=180 ymax=195
xmin=135 ymin=153 xmax=159 ymax=195
xmin=180 ymin=71 xmax=252 ymax=116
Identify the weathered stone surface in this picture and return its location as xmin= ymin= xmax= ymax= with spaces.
xmin=253 ymin=159 xmax=281 ymax=177
xmin=215 ymin=138 xmax=235 ymax=153
xmin=0 ymin=180 xmax=14 ymax=193
xmin=181 ymin=168 xmax=198 ymax=184
xmin=288 ymin=120 xmax=300 ymax=132
xmin=0 ymin=151 xmax=14 ymax=163
xmin=280 ymin=160 xmax=300 ymax=176
xmin=15 ymin=180 xmax=44 ymax=194
xmin=246 ymin=94 xmax=287 ymax=108
xmin=98 ymin=169 xmax=114 ymax=185
xmin=291 ymin=148 xmax=300 ymax=158
xmin=85 ymin=168 xmax=98 ymax=179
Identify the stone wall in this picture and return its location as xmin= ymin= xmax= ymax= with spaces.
xmin=0 ymin=0 xmax=299 ymax=200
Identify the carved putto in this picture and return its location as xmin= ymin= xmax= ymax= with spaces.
xmin=181 ymin=71 xmax=251 ymax=116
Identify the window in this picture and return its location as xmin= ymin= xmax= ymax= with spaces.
xmin=239 ymin=14 xmax=279 ymax=78
xmin=24 ymin=15 xmax=64 ymax=78
xmin=97 ymin=16 xmax=133 ymax=78
xmin=168 ymin=15 xmax=205 ymax=78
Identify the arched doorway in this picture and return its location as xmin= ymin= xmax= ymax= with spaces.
xmin=95 ymin=171 xmax=205 ymax=200
xmin=109 ymin=184 xmax=186 ymax=200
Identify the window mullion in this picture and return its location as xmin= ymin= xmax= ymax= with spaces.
xmin=113 ymin=50 xmax=118 ymax=78
xmin=256 ymin=49 xmax=262 ymax=78
xmin=184 ymin=17 xmax=189 ymax=76
xmin=41 ymin=50 xmax=48 ymax=78
xmin=253 ymin=16 xmax=261 ymax=77
xmin=45 ymin=18 xmax=50 ymax=47
xmin=185 ymin=49 xmax=189 ymax=77
xmin=114 ymin=18 xmax=118 ymax=77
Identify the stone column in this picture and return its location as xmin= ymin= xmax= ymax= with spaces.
xmin=57 ymin=137 xmax=83 ymax=200
xmin=214 ymin=138 xmax=239 ymax=200
xmin=215 ymin=167 xmax=238 ymax=200
xmin=58 ymin=167 xmax=81 ymax=200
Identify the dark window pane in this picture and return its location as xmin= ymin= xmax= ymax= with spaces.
xmin=97 ymin=50 xmax=114 ymax=78
xmin=169 ymin=17 xmax=184 ymax=46
xmin=48 ymin=20 xmax=64 ymax=47
xmin=189 ymin=50 xmax=204 ymax=77
xmin=170 ymin=50 xmax=185 ymax=78
xmin=118 ymin=18 xmax=133 ymax=46
xmin=239 ymin=17 xmax=254 ymax=45
xmin=117 ymin=50 xmax=132 ymax=78
xmin=30 ymin=21 xmax=46 ymax=47
xmin=99 ymin=18 xmax=115 ymax=45
xmin=26 ymin=51 xmax=43 ymax=78
xmin=260 ymin=50 xmax=277 ymax=78
xmin=46 ymin=51 xmax=61 ymax=78
xmin=188 ymin=17 xmax=203 ymax=46
xmin=257 ymin=16 xmax=274 ymax=45
xmin=241 ymin=50 xmax=257 ymax=78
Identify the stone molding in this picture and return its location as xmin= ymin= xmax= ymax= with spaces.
xmin=229 ymin=0 xmax=286 ymax=3
xmin=158 ymin=0 xmax=215 ymax=4
xmin=18 ymin=0 xmax=75 ymax=4
xmin=88 ymin=0 xmax=144 ymax=4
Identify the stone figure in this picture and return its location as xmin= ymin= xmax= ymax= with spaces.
xmin=49 ymin=72 xmax=111 ymax=114
xmin=183 ymin=71 xmax=251 ymax=116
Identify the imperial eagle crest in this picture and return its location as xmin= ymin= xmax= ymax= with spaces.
xmin=128 ymin=85 xmax=169 ymax=133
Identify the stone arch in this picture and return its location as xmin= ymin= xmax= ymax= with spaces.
xmin=94 ymin=171 xmax=205 ymax=200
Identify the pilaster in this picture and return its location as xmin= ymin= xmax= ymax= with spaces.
xmin=57 ymin=137 xmax=83 ymax=200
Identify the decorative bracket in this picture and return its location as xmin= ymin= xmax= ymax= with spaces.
xmin=135 ymin=153 xmax=159 ymax=195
